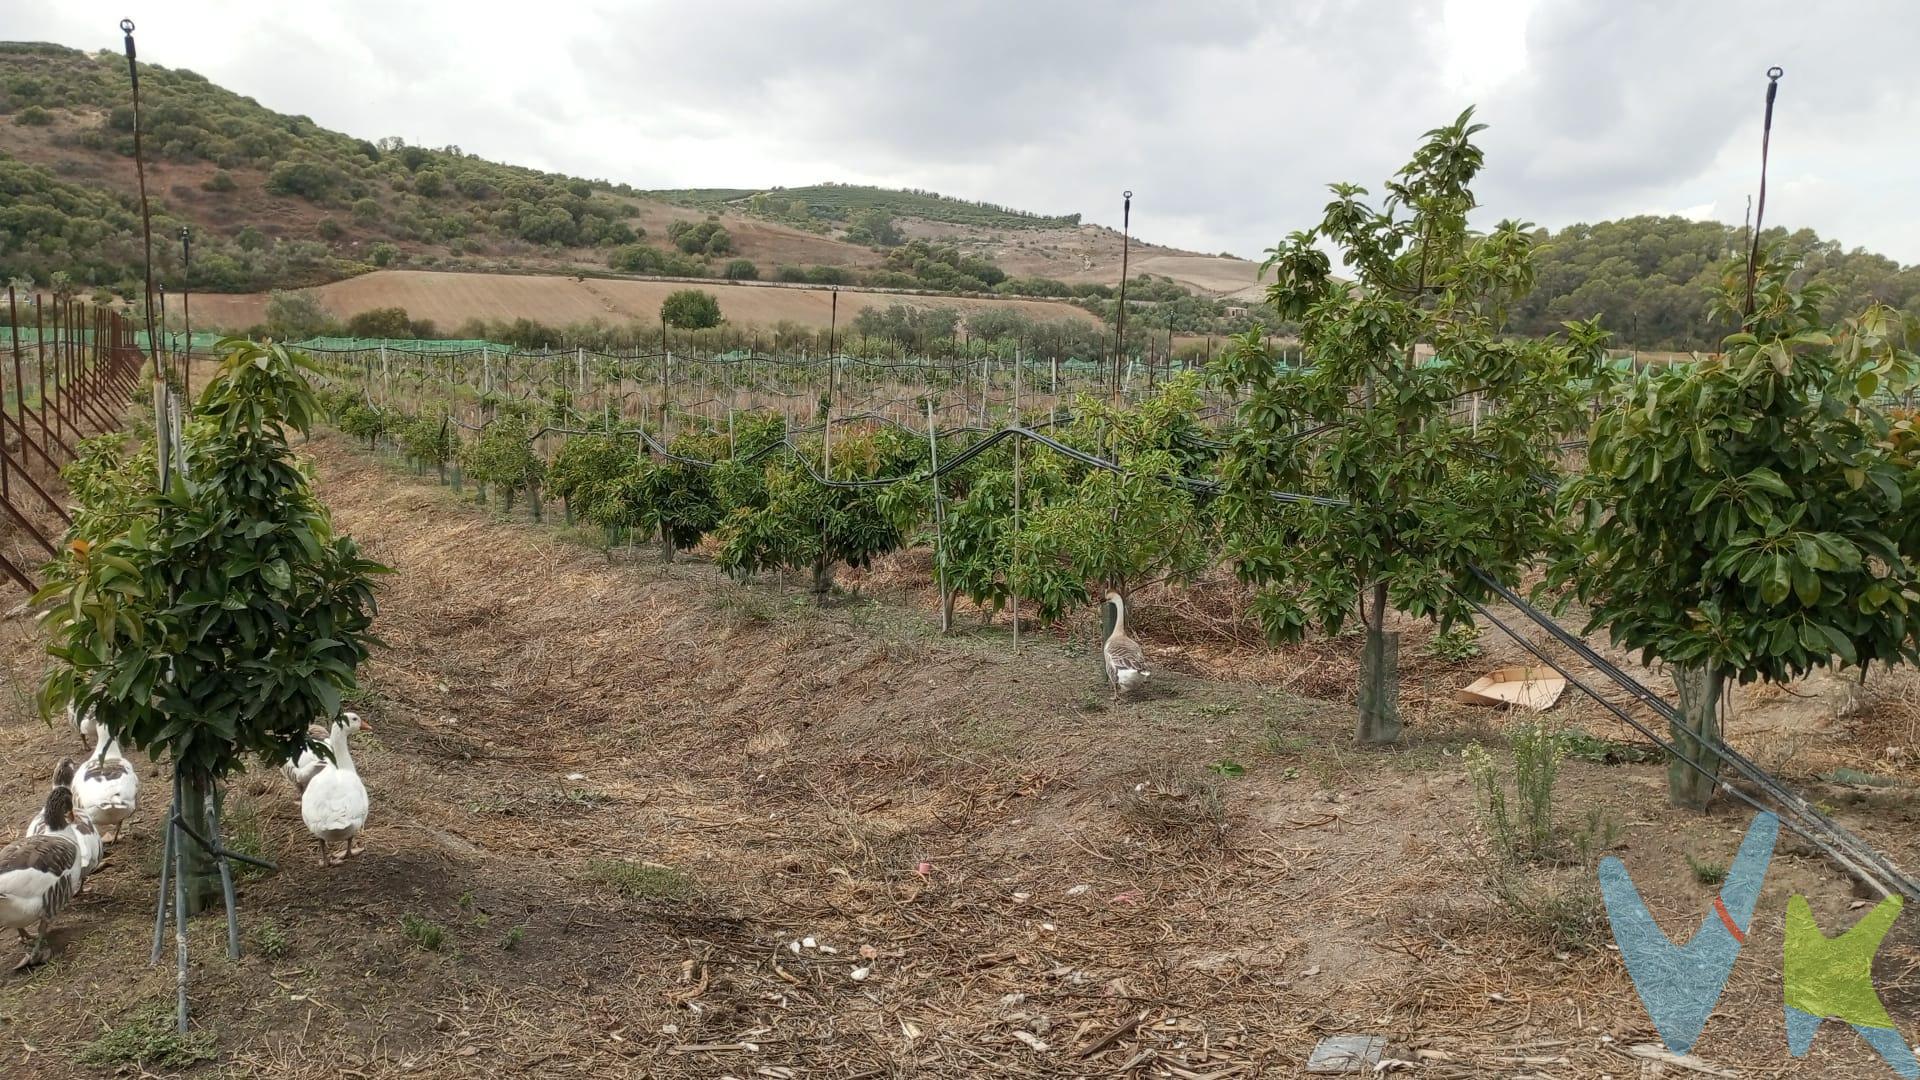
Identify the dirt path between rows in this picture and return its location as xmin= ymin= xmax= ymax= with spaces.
xmin=1 ymin=429 xmax=1916 ymax=1078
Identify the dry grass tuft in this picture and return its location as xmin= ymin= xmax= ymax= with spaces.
xmin=1119 ymin=765 xmax=1229 ymax=845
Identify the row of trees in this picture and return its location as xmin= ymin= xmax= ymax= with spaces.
xmin=317 ymin=111 xmax=1920 ymax=813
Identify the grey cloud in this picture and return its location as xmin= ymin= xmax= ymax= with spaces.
xmin=10 ymin=0 xmax=1918 ymax=262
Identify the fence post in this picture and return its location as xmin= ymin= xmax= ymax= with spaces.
xmin=927 ymin=397 xmax=950 ymax=634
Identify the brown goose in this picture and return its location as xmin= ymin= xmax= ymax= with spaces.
xmin=0 ymin=789 xmax=85 ymax=969
xmin=25 ymin=759 xmax=102 ymax=882
xmin=1102 ymin=591 xmax=1152 ymax=700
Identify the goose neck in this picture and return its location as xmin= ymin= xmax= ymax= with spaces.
xmin=328 ymin=724 xmax=358 ymax=773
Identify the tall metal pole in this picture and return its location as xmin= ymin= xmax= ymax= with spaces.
xmin=1113 ymin=191 xmax=1132 ymax=401
xmin=1743 ymin=67 xmax=1784 ymax=317
xmin=824 ymin=288 xmax=837 ymax=478
xmin=120 ymin=20 xmax=161 ymax=384
xmin=158 ymin=284 xmax=168 ymax=381
xmin=179 ymin=226 xmax=192 ymax=389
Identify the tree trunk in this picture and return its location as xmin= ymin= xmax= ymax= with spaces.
xmin=1669 ymin=663 xmax=1725 ymax=809
xmin=177 ymin=771 xmax=219 ymax=915
xmin=1356 ymin=581 xmax=1402 ymax=744
xmin=811 ymin=553 xmax=833 ymax=599
xmin=529 ymin=483 xmax=543 ymax=523
xmin=437 ymin=459 xmax=447 ymax=485
xmin=562 ymin=496 xmax=573 ymax=525
xmin=660 ymin=524 xmax=675 ymax=563
xmin=940 ymin=587 xmax=956 ymax=635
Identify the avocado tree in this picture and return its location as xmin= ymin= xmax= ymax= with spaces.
xmin=38 ymin=339 xmax=386 ymax=911
xmin=1555 ymin=255 xmax=1919 ymax=806
xmin=715 ymin=428 xmax=921 ymax=596
xmin=549 ymin=429 xmax=635 ymax=534
xmin=461 ymin=406 xmax=545 ymax=514
xmin=1212 ymin=109 xmax=1607 ymax=744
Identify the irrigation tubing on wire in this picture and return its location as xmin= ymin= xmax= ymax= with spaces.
xmin=1462 ymin=595 xmax=1908 ymax=900
xmin=1467 ymin=567 xmax=1920 ymax=901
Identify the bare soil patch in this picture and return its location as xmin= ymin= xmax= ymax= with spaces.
xmin=186 ymin=270 xmax=1102 ymax=337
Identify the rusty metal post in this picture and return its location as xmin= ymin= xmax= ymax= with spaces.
xmin=180 ymin=226 xmax=193 ymax=390
xmin=1114 ymin=191 xmax=1132 ymax=401
xmin=122 ymin=20 xmax=161 ymax=384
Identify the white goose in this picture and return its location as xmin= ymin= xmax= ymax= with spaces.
xmin=74 ymin=726 xmax=139 ymax=843
xmin=26 ymin=759 xmax=102 ymax=879
xmin=0 ymin=788 xmax=87 ymax=969
xmin=302 ymin=714 xmax=372 ymax=867
xmin=1103 ymin=591 xmax=1152 ymax=700
xmin=282 ymin=712 xmax=359 ymax=794
xmin=67 ymin=704 xmax=100 ymax=747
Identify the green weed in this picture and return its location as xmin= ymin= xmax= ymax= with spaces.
xmin=587 ymin=860 xmax=694 ymax=901
xmin=1685 ymin=852 xmax=1728 ymax=886
xmin=251 ymin=919 xmax=289 ymax=961
xmin=400 ymin=914 xmax=445 ymax=951
xmin=77 ymin=1003 xmax=216 ymax=1069
xmin=1423 ymin=624 xmax=1484 ymax=662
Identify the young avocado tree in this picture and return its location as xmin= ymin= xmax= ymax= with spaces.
xmin=1212 ymin=109 xmax=1607 ymax=744
xmin=461 ymin=405 xmax=545 ymax=515
xmin=549 ymin=430 xmax=636 ymax=538
xmin=636 ymin=429 xmax=729 ymax=561
xmin=715 ymin=428 xmax=921 ymax=597
xmin=1019 ymin=380 xmax=1215 ymax=637
xmin=1555 ymin=254 xmax=1919 ymax=807
xmin=38 ymin=339 xmax=386 ymax=913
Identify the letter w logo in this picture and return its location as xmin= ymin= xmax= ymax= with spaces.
xmin=1598 ymin=812 xmax=1778 ymax=1055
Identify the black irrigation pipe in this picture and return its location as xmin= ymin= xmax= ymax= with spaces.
xmin=1463 ymin=595 xmax=1908 ymax=900
xmin=1469 ymin=568 xmax=1920 ymax=900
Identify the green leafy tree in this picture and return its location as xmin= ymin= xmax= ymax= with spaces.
xmin=336 ymin=400 xmax=386 ymax=448
xmin=38 ymin=340 xmax=385 ymax=910
xmin=1212 ymin=109 xmax=1607 ymax=743
xmin=460 ymin=408 xmax=545 ymax=513
xmin=395 ymin=414 xmax=455 ymax=481
xmin=264 ymin=289 xmax=337 ymax=339
xmin=661 ymin=289 xmax=722 ymax=330
xmin=344 ymin=306 xmax=416 ymax=339
xmin=583 ymin=431 xmax=728 ymax=560
xmin=723 ymin=259 xmax=759 ymax=281
xmin=715 ymin=429 xmax=918 ymax=596
xmin=844 ymin=208 xmax=903 ymax=247
xmin=1554 ymin=253 xmax=1920 ymax=806
xmin=550 ymin=431 xmax=636 ymax=538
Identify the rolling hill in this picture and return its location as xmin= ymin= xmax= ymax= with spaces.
xmin=3 ymin=40 xmax=1914 ymax=347
xmin=0 ymin=40 xmax=1262 ymax=336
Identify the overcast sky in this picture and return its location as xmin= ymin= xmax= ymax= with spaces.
xmin=16 ymin=1 xmax=1920 ymax=265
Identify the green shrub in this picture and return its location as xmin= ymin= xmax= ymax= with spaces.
xmin=661 ymin=289 xmax=722 ymax=330
xmin=1464 ymin=719 xmax=1563 ymax=863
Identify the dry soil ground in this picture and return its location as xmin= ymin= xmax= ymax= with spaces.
xmin=186 ymin=271 xmax=1102 ymax=339
xmin=2 ymin=431 xmax=1919 ymax=1078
